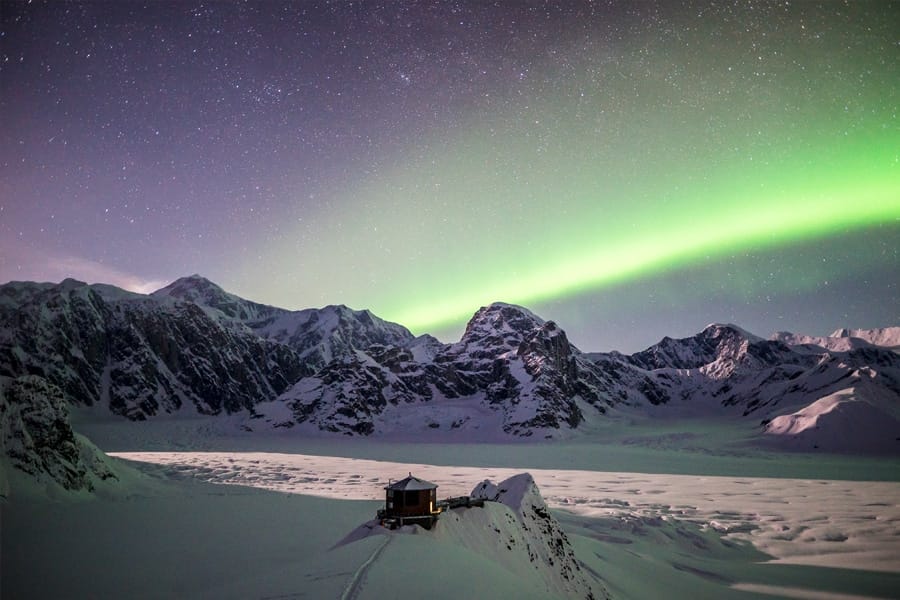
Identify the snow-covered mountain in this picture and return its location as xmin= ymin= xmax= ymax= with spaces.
xmin=0 ymin=278 xmax=304 ymax=419
xmin=771 ymin=327 xmax=900 ymax=352
xmin=610 ymin=323 xmax=900 ymax=418
xmin=601 ymin=324 xmax=900 ymax=451
xmin=255 ymin=302 xmax=621 ymax=437
xmin=1 ymin=276 xmax=897 ymax=461
xmin=0 ymin=276 xmax=425 ymax=486
xmin=1 ymin=374 xmax=118 ymax=493
xmin=153 ymin=275 xmax=416 ymax=372
xmin=252 ymin=303 xmax=416 ymax=371
xmin=254 ymin=311 xmax=899 ymax=448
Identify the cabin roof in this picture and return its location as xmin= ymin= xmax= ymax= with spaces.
xmin=385 ymin=473 xmax=437 ymax=491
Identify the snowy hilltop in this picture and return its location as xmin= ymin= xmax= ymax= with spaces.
xmin=336 ymin=473 xmax=607 ymax=600
xmin=1 ymin=275 xmax=898 ymax=491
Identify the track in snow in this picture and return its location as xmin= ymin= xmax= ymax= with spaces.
xmin=340 ymin=535 xmax=391 ymax=600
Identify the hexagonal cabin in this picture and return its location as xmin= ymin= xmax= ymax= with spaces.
xmin=381 ymin=473 xmax=441 ymax=529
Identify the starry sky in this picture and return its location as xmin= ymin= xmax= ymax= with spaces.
xmin=1 ymin=1 xmax=898 ymax=352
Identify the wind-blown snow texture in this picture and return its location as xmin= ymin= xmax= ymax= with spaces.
xmin=1 ymin=275 xmax=898 ymax=489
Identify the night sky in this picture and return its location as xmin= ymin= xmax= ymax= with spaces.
xmin=2 ymin=1 xmax=898 ymax=352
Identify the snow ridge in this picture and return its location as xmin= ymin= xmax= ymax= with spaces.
xmin=337 ymin=472 xmax=607 ymax=600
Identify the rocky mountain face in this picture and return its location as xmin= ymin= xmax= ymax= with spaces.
xmin=0 ymin=279 xmax=304 ymax=419
xmin=252 ymin=304 xmax=416 ymax=372
xmin=0 ymin=276 xmax=419 ymax=421
xmin=152 ymin=275 xmax=416 ymax=372
xmin=610 ymin=323 xmax=900 ymax=419
xmin=1 ymin=375 xmax=117 ymax=493
xmin=469 ymin=473 xmax=605 ymax=599
xmin=258 ymin=302 xmax=621 ymax=437
xmin=0 ymin=276 xmax=421 ymax=488
xmin=1 ymin=276 xmax=897 ymax=460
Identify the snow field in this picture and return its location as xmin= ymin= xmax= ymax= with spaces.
xmin=111 ymin=451 xmax=900 ymax=573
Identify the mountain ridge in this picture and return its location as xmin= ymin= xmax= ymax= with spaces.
xmin=1 ymin=275 xmax=898 ymax=488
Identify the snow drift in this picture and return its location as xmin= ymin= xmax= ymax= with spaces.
xmin=762 ymin=387 xmax=900 ymax=453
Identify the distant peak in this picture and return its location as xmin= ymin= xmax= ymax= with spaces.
xmin=151 ymin=275 xmax=228 ymax=300
xmin=701 ymin=322 xmax=762 ymax=342
xmin=59 ymin=277 xmax=88 ymax=288
xmin=180 ymin=274 xmax=217 ymax=286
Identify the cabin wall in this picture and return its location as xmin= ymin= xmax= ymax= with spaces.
xmin=385 ymin=488 xmax=437 ymax=517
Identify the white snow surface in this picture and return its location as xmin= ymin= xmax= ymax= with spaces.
xmin=773 ymin=327 xmax=900 ymax=352
xmin=763 ymin=387 xmax=900 ymax=453
xmin=104 ymin=450 xmax=900 ymax=575
xmin=5 ymin=411 xmax=900 ymax=600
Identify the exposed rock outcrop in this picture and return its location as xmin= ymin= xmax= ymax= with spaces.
xmin=0 ymin=375 xmax=117 ymax=493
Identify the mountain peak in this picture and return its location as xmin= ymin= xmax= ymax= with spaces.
xmin=150 ymin=275 xmax=285 ymax=324
xmin=59 ymin=277 xmax=88 ymax=290
xmin=153 ymin=274 xmax=223 ymax=296
xmin=701 ymin=323 xmax=762 ymax=343
xmin=466 ymin=302 xmax=544 ymax=331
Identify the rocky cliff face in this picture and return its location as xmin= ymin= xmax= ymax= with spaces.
xmin=607 ymin=323 xmax=900 ymax=420
xmin=0 ymin=375 xmax=117 ymax=493
xmin=252 ymin=303 xmax=416 ymax=372
xmin=0 ymin=276 xmax=424 ymax=488
xmin=463 ymin=473 xmax=607 ymax=599
xmin=261 ymin=303 xmax=622 ymax=437
xmin=0 ymin=279 xmax=304 ymax=419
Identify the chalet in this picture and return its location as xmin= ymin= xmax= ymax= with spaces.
xmin=379 ymin=473 xmax=442 ymax=529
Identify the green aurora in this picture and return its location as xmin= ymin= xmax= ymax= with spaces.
xmin=227 ymin=4 xmax=899 ymax=344
xmin=4 ymin=2 xmax=898 ymax=352
xmin=372 ymin=132 xmax=899 ymax=334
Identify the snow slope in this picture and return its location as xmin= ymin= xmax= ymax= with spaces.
xmin=8 ymin=444 xmax=894 ymax=599
xmin=772 ymin=327 xmax=900 ymax=353
xmin=336 ymin=473 xmax=606 ymax=599
xmin=762 ymin=387 xmax=900 ymax=453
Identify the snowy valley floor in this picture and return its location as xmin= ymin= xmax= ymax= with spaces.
xmin=4 ymin=416 xmax=899 ymax=600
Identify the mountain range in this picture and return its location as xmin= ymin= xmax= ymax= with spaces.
xmin=1 ymin=275 xmax=898 ymax=489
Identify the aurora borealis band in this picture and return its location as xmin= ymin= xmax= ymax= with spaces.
xmin=2 ymin=2 xmax=898 ymax=351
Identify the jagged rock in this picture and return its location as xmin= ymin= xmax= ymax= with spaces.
xmin=260 ymin=302 xmax=620 ymax=437
xmin=470 ymin=473 xmax=600 ymax=599
xmin=0 ymin=375 xmax=117 ymax=492
xmin=253 ymin=304 xmax=416 ymax=372
xmin=0 ymin=279 xmax=305 ymax=419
